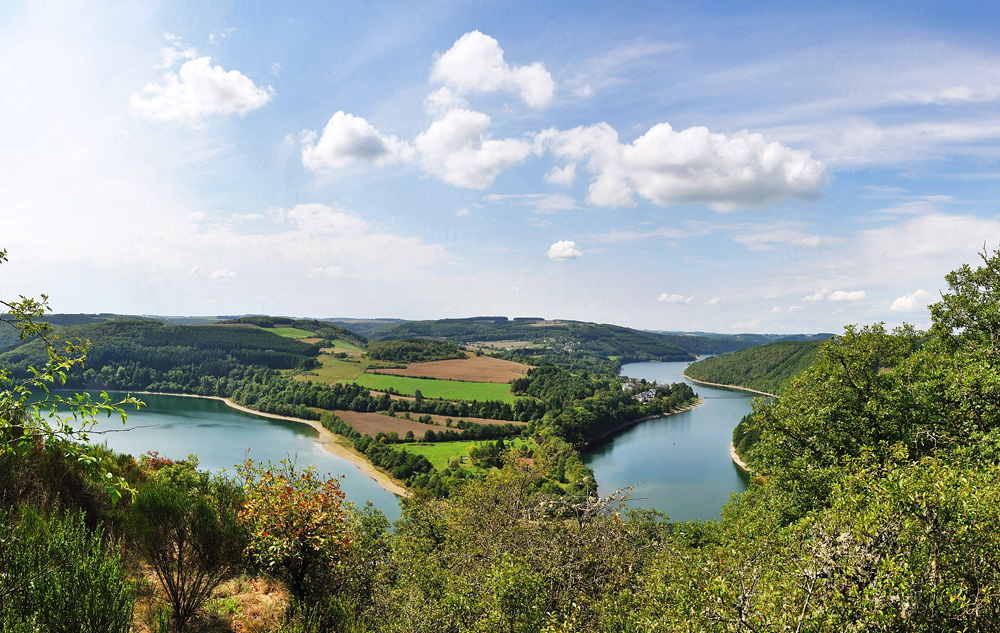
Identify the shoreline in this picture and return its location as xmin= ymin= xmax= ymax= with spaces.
xmin=127 ymin=391 xmax=410 ymax=498
xmin=681 ymin=374 xmax=776 ymax=398
xmin=729 ymin=441 xmax=750 ymax=473
xmin=581 ymin=398 xmax=704 ymax=451
xmin=680 ymin=375 xmax=768 ymax=472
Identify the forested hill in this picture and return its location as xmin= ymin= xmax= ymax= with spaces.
xmin=683 ymin=340 xmax=824 ymax=394
xmin=657 ymin=332 xmax=833 ymax=356
xmin=0 ymin=319 xmax=321 ymax=391
xmin=362 ymin=317 xmax=695 ymax=363
xmin=219 ymin=316 xmax=367 ymax=347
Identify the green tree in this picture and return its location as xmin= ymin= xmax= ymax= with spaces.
xmin=237 ymin=459 xmax=352 ymax=604
xmin=0 ymin=248 xmax=140 ymax=501
xmin=130 ymin=462 xmax=248 ymax=631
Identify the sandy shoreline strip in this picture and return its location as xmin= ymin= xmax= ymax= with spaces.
xmin=129 ymin=392 xmax=409 ymax=498
xmin=729 ymin=441 xmax=750 ymax=473
xmin=681 ymin=374 xmax=776 ymax=398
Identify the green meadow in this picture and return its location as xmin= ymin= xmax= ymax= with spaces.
xmin=349 ymin=373 xmax=516 ymax=403
xmin=270 ymin=326 xmax=317 ymax=338
xmin=404 ymin=437 xmax=537 ymax=470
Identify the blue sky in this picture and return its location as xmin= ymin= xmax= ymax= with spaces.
xmin=2 ymin=1 xmax=999 ymax=333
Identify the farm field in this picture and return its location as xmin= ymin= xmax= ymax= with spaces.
xmin=292 ymin=354 xmax=404 ymax=383
xmin=404 ymin=437 xmax=537 ymax=470
xmin=350 ymin=373 xmax=516 ymax=402
xmin=269 ymin=326 xmax=317 ymax=338
xmin=333 ymin=410 xmax=453 ymax=438
xmin=375 ymin=355 xmax=529 ymax=383
xmin=332 ymin=410 xmax=527 ymax=437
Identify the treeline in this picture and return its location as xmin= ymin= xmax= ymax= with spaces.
xmin=684 ymin=339 xmax=823 ymax=394
xmin=516 ymin=365 xmax=698 ymax=445
xmin=0 ymin=320 xmax=321 ymax=381
xmin=220 ymin=316 xmax=368 ymax=347
xmin=369 ymin=317 xmax=695 ymax=363
xmin=366 ymin=339 xmax=466 ymax=363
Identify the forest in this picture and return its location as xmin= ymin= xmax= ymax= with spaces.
xmin=684 ymin=339 xmax=824 ymax=395
xmin=4 ymin=249 xmax=1000 ymax=631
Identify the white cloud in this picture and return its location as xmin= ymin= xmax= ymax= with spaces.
xmin=827 ymin=290 xmax=866 ymax=302
xmin=537 ymin=122 xmax=826 ymax=210
xmin=424 ymin=86 xmax=468 ymax=116
xmin=430 ymin=31 xmax=556 ymax=108
xmin=415 ymin=109 xmax=531 ymax=188
xmin=658 ymin=293 xmax=693 ymax=304
xmin=190 ymin=265 xmax=205 ymax=275
xmin=484 ymin=193 xmax=578 ymax=214
xmin=788 ymin=305 xmax=804 ymax=312
xmin=456 ymin=207 xmax=471 ymax=217
xmin=130 ymin=56 xmax=273 ymax=122
xmin=890 ymin=289 xmax=933 ymax=313
xmin=284 ymin=203 xmax=370 ymax=235
xmin=803 ymin=292 xmax=826 ymax=302
xmin=310 ymin=266 xmax=345 ymax=278
xmin=733 ymin=225 xmax=835 ymax=251
xmin=771 ymin=306 xmax=782 ymax=313
xmin=573 ymin=84 xmax=595 ymax=98
xmin=544 ymin=163 xmax=576 ymax=186
xmin=210 ymin=268 xmax=237 ymax=279
xmin=706 ymin=297 xmax=721 ymax=305
xmin=301 ymin=111 xmax=414 ymax=170
xmin=547 ymin=240 xmax=582 ymax=260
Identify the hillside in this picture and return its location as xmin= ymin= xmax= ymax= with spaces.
xmin=683 ymin=339 xmax=824 ymax=394
xmin=367 ymin=317 xmax=695 ymax=364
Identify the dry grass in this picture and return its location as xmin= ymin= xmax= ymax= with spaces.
xmin=132 ymin=569 xmax=289 ymax=633
xmin=375 ymin=355 xmax=530 ymax=383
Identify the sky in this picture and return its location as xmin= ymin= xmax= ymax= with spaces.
xmin=2 ymin=1 xmax=999 ymax=334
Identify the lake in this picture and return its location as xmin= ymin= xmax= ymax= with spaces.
xmin=582 ymin=361 xmax=753 ymax=522
xmin=86 ymin=361 xmax=753 ymax=524
xmin=89 ymin=392 xmax=402 ymax=522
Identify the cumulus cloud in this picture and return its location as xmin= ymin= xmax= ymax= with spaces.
xmin=424 ymin=86 xmax=468 ymax=116
xmin=788 ymin=305 xmax=804 ymax=312
xmin=658 ymin=293 xmax=693 ymax=304
xmin=536 ymin=122 xmax=827 ymax=210
xmin=130 ymin=56 xmax=273 ymax=122
xmin=546 ymin=240 xmax=582 ymax=260
xmin=803 ymin=292 xmax=826 ymax=302
xmin=431 ymin=31 xmax=556 ymax=108
xmin=301 ymin=111 xmax=414 ymax=170
xmin=415 ymin=109 xmax=531 ymax=188
xmin=209 ymin=268 xmax=237 ymax=279
xmin=282 ymin=203 xmax=370 ymax=235
xmin=828 ymin=290 xmax=867 ymax=302
xmin=890 ymin=289 xmax=933 ymax=312
xmin=707 ymin=297 xmax=721 ymax=305
xmin=544 ymin=163 xmax=576 ymax=186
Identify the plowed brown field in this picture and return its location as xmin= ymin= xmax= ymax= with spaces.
xmin=375 ymin=355 xmax=529 ymax=383
xmin=334 ymin=410 xmax=527 ymax=437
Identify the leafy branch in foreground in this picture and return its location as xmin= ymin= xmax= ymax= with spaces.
xmin=0 ymin=248 xmax=141 ymax=501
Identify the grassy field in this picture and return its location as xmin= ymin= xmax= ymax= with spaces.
xmin=292 ymin=355 xmax=369 ymax=382
xmin=330 ymin=339 xmax=363 ymax=352
xmin=349 ymin=373 xmax=516 ymax=403
xmin=403 ymin=437 xmax=536 ymax=470
xmin=270 ymin=326 xmax=317 ymax=338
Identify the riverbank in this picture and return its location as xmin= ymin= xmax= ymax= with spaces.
xmin=729 ymin=441 xmax=750 ymax=473
xmin=128 ymin=392 xmax=410 ymax=498
xmin=582 ymin=398 xmax=704 ymax=451
xmin=681 ymin=374 xmax=776 ymax=398
xmin=680 ymin=375 xmax=768 ymax=472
